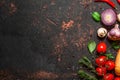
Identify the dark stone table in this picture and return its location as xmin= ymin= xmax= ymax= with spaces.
xmin=0 ymin=0 xmax=119 ymax=80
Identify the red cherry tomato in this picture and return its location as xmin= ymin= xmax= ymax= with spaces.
xmin=114 ymin=77 xmax=120 ymax=80
xmin=97 ymin=42 xmax=107 ymax=53
xmin=96 ymin=67 xmax=106 ymax=76
xmin=95 ymin=56 xmax=107 ymax=66
xmin=105 ymin=60 xmax=115 ymax=70
xmin=103 ymin=73 xmax=114 ymax=80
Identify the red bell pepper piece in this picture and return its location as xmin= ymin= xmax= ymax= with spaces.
xmin=95 ymin=0 xmax=116 ymax=8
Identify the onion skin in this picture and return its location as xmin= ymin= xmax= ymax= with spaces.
xmin=115 ymin=49 xmax=120 ymax=76
xmin=101 ymin=8 xmax=117 ymax=26
xmin=107 ymin=24 xmax=120 ymax=41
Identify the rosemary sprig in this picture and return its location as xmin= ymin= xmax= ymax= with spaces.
xmin=78 ymin=70 xmax=98 ymax=80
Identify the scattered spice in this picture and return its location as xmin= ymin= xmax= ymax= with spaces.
xmin=51 ymin=0 xmax=56 ymax=5
xmin=61 ymin=20 xmax=74 ymax=31
xmin=9 ymin=2 xmax=17 ymax=15
xmin=31 ymin=71 xmax=58 ymax=79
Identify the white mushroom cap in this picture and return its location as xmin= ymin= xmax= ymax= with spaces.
xmin=97 ymin=27 xmax=107 ymax=38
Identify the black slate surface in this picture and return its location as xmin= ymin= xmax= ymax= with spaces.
xmin=0 ymin=0 xmax=119 ymax=80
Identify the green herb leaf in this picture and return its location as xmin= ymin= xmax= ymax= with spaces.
xmin=79 ymin=57 xmax=95 ymax=72
xmin=87 ymin=41 xmax=96 ymax=54
xmin=113 ymin=45 xmax=120 ymax=50
xmin=105 ymin=53 xmax=114 ymax=59
xmin=112 ymin=42 xmax=120 ymax=50
xmin=83 ymin=56 xmax=91 ymax=64
xmin=78 ymin=70 xmax=98 ymax=80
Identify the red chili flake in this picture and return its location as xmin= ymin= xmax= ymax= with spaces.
xmin=95 ymin=0 xmax=116 ymax=8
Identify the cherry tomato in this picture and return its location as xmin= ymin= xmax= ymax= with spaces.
xmin=105 ymin=60 xmax=115 ymax=70
xmin=103 ymin=73 xmax=114 ymax=80
xmin=95 ymin=56 xmax=107 ymax=66
xmin=96 ymin=67 xmax=106 ymax=76
xmin=114 ymin=77 xmax=120 ymax=80
xmin=97 ymin=42 xmax=107 ymax=53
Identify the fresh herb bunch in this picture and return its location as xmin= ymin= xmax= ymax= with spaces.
xmin=77 ymin=40 xmax=116 ymax=80
xmin=78 ymin=41 xmax=97 ymax=80
xmin=78 ymin=70 xmax=98 ymax=80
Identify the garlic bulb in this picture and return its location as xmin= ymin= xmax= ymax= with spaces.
xmin=97 ymin=27 xmax=107 ymax=38
xmin=107 ymin=24 xmax=120 ymax=41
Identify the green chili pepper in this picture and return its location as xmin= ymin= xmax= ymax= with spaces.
xmin=92 ymin=12 xmax=101 ymax=22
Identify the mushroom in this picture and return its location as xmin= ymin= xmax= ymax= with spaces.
xmin=97 ymin=27 xmax=107 ymax=38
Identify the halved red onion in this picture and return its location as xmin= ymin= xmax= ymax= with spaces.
xmin=101 ymin=8 xmax=117 ymax=26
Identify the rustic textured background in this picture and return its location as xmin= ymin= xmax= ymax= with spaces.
xmin=0 ymin=0 xmax=119 ymax=80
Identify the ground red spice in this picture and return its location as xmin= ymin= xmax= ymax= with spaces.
xmin=9 ymin=2 xmax=17 ymax=15
xmin=61 ymin=20 xmax=74 ymax=31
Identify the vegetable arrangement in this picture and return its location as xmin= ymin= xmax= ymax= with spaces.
xmin=77 ymin=1 xmax=120 ymax=80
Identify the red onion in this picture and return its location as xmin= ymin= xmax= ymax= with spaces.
xmin=107 ymin=24 xmax=120 ymax=41
xmin=101 ymin=8 xmax=117 ymax=26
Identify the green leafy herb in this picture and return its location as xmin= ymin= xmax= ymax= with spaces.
xmin=112 ymin=42 xmax=120 ymax=50
xmin=78 ymin=70 xmax=98 ymax=80
xmin=105 ymin=53 xmax=114 ymax=59
xmin=88 ymin=41 xmax=96 ymax=54
xmin=83 ymin=56 xmax=91 ymax=64
xmin=79 ymin=57 xmax=96 ymax=73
